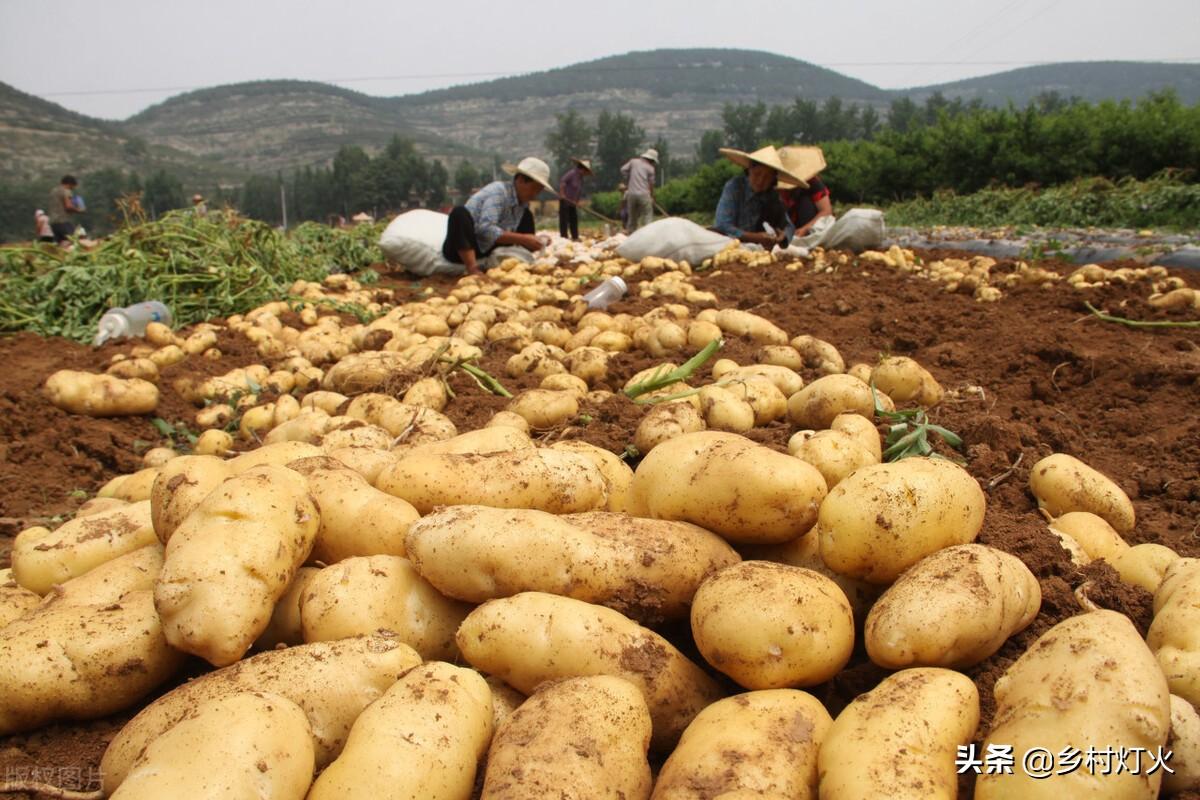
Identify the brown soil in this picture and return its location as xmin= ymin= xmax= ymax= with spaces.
xmin=2 ymin=248 xmax=1198 ymax=798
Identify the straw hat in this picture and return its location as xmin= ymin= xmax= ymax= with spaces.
xmin=502 ymin=156 xmax=555 ymax=193
xmin=718 ymin=145 xmax=808 ymax=189
xmin=571 ymin=157 xmax=593 ymax=173
xmin=777 ymin=146 xmax=827 ymax=189
xmin=192 ymin=193 xmax=205 ymax=203
xmin=640 ymin=148 xmax=659 ymax=164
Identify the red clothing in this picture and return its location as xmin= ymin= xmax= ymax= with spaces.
xmin=780 ymin=177 xmax=830 ymax=228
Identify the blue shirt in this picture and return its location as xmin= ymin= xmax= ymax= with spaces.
xmin=713 ymin=174 xmax=788 ymax=239
xmin=465 ymin=180 xmax=527 ymax=253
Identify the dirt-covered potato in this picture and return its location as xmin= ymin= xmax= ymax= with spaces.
xmin=691 ymin=561 xmax=853 ymax=689
xmin=406 ymin=506 xmax=738 ymax=624
xmin=1150 ymin=559 xmax=1200 ymax=708
xmin=634 ymin=401 xmax=707 ymax=455
xmin=106 ymin=357 xmax=160 ymax=382
xmin=1111 ymin=543 xmax=1179 ymax=593
xmin=978 ymin=611 xmax=1171 ymax=799
xmin=714 ymin=308 xmax=789 ymax=344
xmin=740 ymin=531 xmax=881 ymax=622
xmin=11 ymin=500 xmax=157 ymax=594
xmin=150 ymin=455 xmax=234 ymax=543
xmin=457 ymin=592 xmax=722 ymax=751
xmin=108 ymin=692 xmax=315 ymax=800
xmin=507 ymin=388 xmax=579 ymax=430
xmin=633 ymin=431 xmax=827 ymax=545
xmin=722 ymin=373 xmax=788 ymax=425
xmin=548 ymin=440 xmax=637 ymax=513
xmin=43 ymin=370 xmax=159 ymax=416
xmin=652 ymin=689 xmax=832 ymax=799
xmin=712 ymin=361 xmax=804 ymax=397
xmin=819 ymin=668 xmax=979 ymax=800
xmin=100 ymin=635 xmax=421 ymax=794
xmin=0 ymin=568 xmax=39 ymax=628
xmin=155 ymin=465 xmax=320 ymax=666
xmin=225 ymin=440 xmax=323 ymax=473
xmin=789 ymin=428 xmax=876 ymax=488
xmin=699 ymin=384 xmax=755 ymax=432
xmin=830 ymin=411 xmax=882 ymax=462
xmin=482 ymin=676 xmax=652 ymax=800
xmin=870 ymin=355 xmax=944 ymax=407
xmin=343 ymin=393 xmax=457 ymax=444
xmin=309 ymin=662 xmax=492 ymax=800
xmin=1029 ymin=452 xmax=1135 ymax=535
xmin=1047 ymin=510 xmax=1130 ymax=561
xmin=790 ymin=334 xmax=845 ymax=375
xmin=1166 ymin=695 xmax=1200 ymax=795
xmin=865 ymin=544 xmax=1040 ymax=669
xmin=193 ymin=428 xmax=234 ymax=456
xmin=300 ymin=555 xmax=469 ymax=661
xmin=818 ymin=457 xmax=986 ymax=584
xmin=787 ymin=373 xmax=877 ymax=429
xmin=254 ymin=566 xmax=320 ymax=650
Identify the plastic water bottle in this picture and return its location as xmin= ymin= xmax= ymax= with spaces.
xmin=94 ymin=301 xmax=172 ymax=346
xmin=582 ymin=276 xmax=628 ymax=311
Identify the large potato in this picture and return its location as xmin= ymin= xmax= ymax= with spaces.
xmin=691 ymin=561 xmax=854 ymax=688
xmin=831 ymin=411 xmax=882 ymax=462
xmin=1167 ymin=695 xmax=1200 ymax=795
xmin=155 ymin=465 xmax=320 ymax=666
xmin=343 ymin=392 xmax=457 ymax=444
xmin=150 ymin=454 xmax=234 ymax=543
xmin=865 ymin=544 xmax=1040 ymax=669
xmin=819 ymin=668 xmax=979 ymax=800
xmin=43 ymin=370 xmax=159 ymax=416
xmin=483 ymin=676 xmax=651 ymax=799
xmin=789 ymin=429 xmax=876 ymax=488
xmin=309 ymin=663 xmax=492 ymax=800
xmin=787 ymin=373 xmax=876 ymax=429
xmin=225 ymin=440 xmax=323 ymax=473
xmin=100 ymin=635 xmax=422 ymax=794
xmin=457 ymin=592 xmax=722 ymax=750
xmin=405 ymin=425 xmax=534 ymax=456
xmin=109 ymin=692 xmax=315 ymax=800
xmin=0 ymin=568 xmax=40 ymax=628
xmin=977 ymin=611 xmax=1171 ymax=799
xmin=11 ymin=500 xmax=156 ymax=594
xmin=406 ymin=506 xmax=738 ymax=624
xmin=254 ymin=566 xmax=320 ymax=650
xmin=652 ymin=690 xmax=832 ymax=799
xmin=300 ymin=555 xmax=469 ymax=661
xmin=549 ymin=440 xmax=637 ymax=513
xmin=818 ymin=457 xmax=986 ymax=584
xmin=634 ymin=401 xmax=707 ymax=455
xmin=377 ymin=448 xmax=608 ymax=514
xmin=1029 ymin=453 xmax=1135 ymax=535
xmin=1111 ymin=543 xmax=1179 ymax=593
xmin=1150 ymin=559 xmax=1200 ymax=707
xmin=870 ymin=356 xmax=944 ymax=407
xmin=633 ymin=431 xmax=827 ymax=545
xmin=740 ymin=531 xmax=881 ymax=621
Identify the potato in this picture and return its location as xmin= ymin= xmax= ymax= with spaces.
xmin=300 ymin=555 xmax=468 ymax=661
xmin=150 ymin=454 xmax=234 ymax=543
xmin=740 ymin=531 xmax=881 ymax=622
xmin=101 ymin=466 xmax=160 ymax=502
xmin=109 ymin=692 xmax=315 ymax=800
xmin=320 ymin=444 xmax=395 ymax=484
xmin=633 ymin=432 xmax=827 ymax=545
xmin=309 ymin=662 xmax=491 ymax=800
xmin=786 ymin=373 xmax=875 ymax=429
xmin=563 ymin=345 xmax=609 ymax=385
xmin=818 ymin=457 xmax=986 ymax=584
xmin=107 ymin=357 xmax=160 ymax=382
xmin=406 ymin=506 xmax=738 ymax=624
xmin=819 ymin=668 xmax=979 ymax=800
xmin=865 ymin=544 xmax=1040 ymax=669
xmin=977 ymin=611 xmax=1171 ymax=799
xmin=11 ymin=501 xmax=156 ymax=594
xmin=377 ymin=447 xmax=608 ymax=514
xmin=870 ymin=355 xmax=944 ymax=407
xmin=254 ymin=566 xmax=320 ymax=650
xmin=43 ymin=370 xmax=159 ymax=416
xmin=691 ymin=561 xmax=853 ymax=688
xmin=652 ymin=689 xmax=832 ymax=799
xmin=144 ymin=321 xmax=174 ymax=346
xmin=756 ymin=343 xmax=805 ymax=371
xmin=722 ymin=373 xmax=788 ymax=425
xmin=225 ymin=440 xmax=323 ymax=473
xmin=100 ymin=635 xmax=422 ymax=794
xmin=41 ymin=543 xmax=164 ymax=605
xmin=195 ymin=403 xmax=234 ymax=429
xmin=1047 ymin=510 xmax=1131 ymax=562
xmin=712 ymin=360 xmax=805 ymax=398
xmin=148 ymin=343 xmax=186 ymax=368
xmin=0 ymin=568 xmax=41 ymax=629
xmin=193 ymin=428 xmax=234 ymax=456
xmin=686 ymin=320 xmax=723 ymax=351
xmin=457 ymin=592 xmax=722 ymax=750
xmin=699 ymin=384 xmax=755 ymax=432
xmin=302 ymin=390 xmax=350 ymax=415
xmin=1111 ymin=543 xmax=1179 ymax=593
xmin=1151 ymin=559 xmax=1200 ymax=708
xmin=74 ymin=496 xmax=128 ymax=518
xmin=273 ymin=393 xmax=301 ymax=426
xmin=714 ymin=308 xmax=788 ymax=344
xmin=482 ymin=676 xmax=651 ymax=799
xmin=831 ymin=411 xmax=882 ymax=462
xmin=343 ymin=393 xmax=457 ymax=444
xmin=540 ymin=372 xmax=588 ymax=394
xmin=1166 ymin=695 xmax=1200 ymax=795
xmin=634 ymin=401 xmax=706 ymax=455
xmin=155 ymin=465 xmax=320 ymax=666
xmin=141 ymin=446 xmax=177 ymax=468
xmin=548 ymin=440 xmax=637 ymax=513
xmin=790 ymin=334 xmax=845 ymax=375
xmin=507 ymin=388 xmax=579 ymax=430
xmin=789 ymin=429 xmax=876 ymax=488
xmin=239 ymin=403 xmax=275 ymax=440
xmin=181 ymin=329 xmax=219 ymax=356
xmin=1029 ymin=453 xmax=1135 ymax=534
xmin=407 ymin=425 xmax=534 ymax=456
xmin=317 ymin=421 xmax=394 ymax=451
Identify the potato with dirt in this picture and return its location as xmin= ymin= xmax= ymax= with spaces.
xmin=1150 ymin=559 xmax=1200 ymax=708
xmin=652 ymin=689 xmax=832 ymax=800
xmin=309 ymin=662 xmax=493 ymax=800
xmin=787 ymin=373 xmax=881 ymax=429
xmin=405 ymin=505 xmax=738 ymax=624
xmin=548 ymin=440 xmax=638 ymax=513
xmin=789 ymin=428 xmax=877 ymax=488
xmin=457 ymin=591 xmax=722 ymax=751
xmin=0 ymin=568 xmax=39 ymax=628
xmin=1110 ymin=542 xmax=1179 ymax=593
xmin=482 ymin=676 xmax=652 ymax=800
xmin=43 ymin=369 xmax=159 ymax=416
xmin=150 ymin=454 xmax=234 ymax=543
xmin=634 ymin=400 xmax=707 ymax=455
xmin=870 ymin=355 xmax=944 ymax=407
xmin=1029 ymin=452 xmax=1136 ymax=535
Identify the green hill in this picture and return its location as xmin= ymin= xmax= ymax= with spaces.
xmin=909 ymin=61 xmax=1200 ymax=106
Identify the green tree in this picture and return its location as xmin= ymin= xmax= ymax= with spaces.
xmin=332 ymin=145 xmax=371 ymax=214
xmin=721 ymin=102 xmax=767 ymax=150
xmin=425 ymin=160 xmax=449 ymax=206
xmin=544 ymin=110 xmax=594 ymax=175
xmin=594 ymin=110 xmax=644 ymax=189
xmin=81 ymin=167 xmax=135 ymax=235
xmin=652 ymin=136 xmax=671 ymax=184
xmin=887 ymin=97 xmax=922 ymax=134
xmin=695 ymin=130 xmax=724 ymax=165
xmin=454 ymin=161 xmax=479 ymax=201
xmin=142 ymin=169 xmax=185 ymax=218
xmin=240 ymin=174 xmax=282 ymax=224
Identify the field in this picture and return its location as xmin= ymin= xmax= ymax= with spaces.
xmin=1 ymin=232 xmax=1199 ymax=798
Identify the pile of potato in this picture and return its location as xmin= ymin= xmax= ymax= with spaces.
xmin=10 ymin=245 xmax=1199 ymax=799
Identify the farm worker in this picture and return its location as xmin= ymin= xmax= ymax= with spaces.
xmin=47 ymin=174 xmax=84 ymax=244
xmin=620 ymin=148 xmax=658 ymax=232
xmin=558 ymin=157 xmax=592 ymax=241
xmin=442 ymin=156 xmax=554 ymax=276
xmin=192 ymin=193 xmax=208 ymax=217
xmin=34 ymin=209 xmax=54 ymax=243
xmin=777 ymin=145 xmax=833 ymax=240
xmin=712 ymin=145 xmax=803 ymax=247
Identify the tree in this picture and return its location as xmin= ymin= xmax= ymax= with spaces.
xmin=695 ymin=130 xmax=724 ymax=165
xmin=887 ymin=97 xmax=922 ymax=134
xmin=81 ymin=167 xmax=136 ymax=235
xmin=332 ymin=145 xmax=371 ymax=214
xmin=142 ymin=169 xmax=185 ymax=218
xmin=594 ymin=110 xmax=644 ymax=189
xmin=454 ymin=161 xmax=479 ymax=201
xmin=240 ymin=174 xmax=282 ymax=224
xmin=425 ymin=160 xmax=449 ymax=207
xmin=721 ymin=102 xmax=767 ymax=151
xmin=544 ymin=110 xmax=594 ymax=175
xmin=652 ymin=136 xmax=671 ymax=184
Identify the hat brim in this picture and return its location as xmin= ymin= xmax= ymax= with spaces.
xmin=777 ymin=146 xmax=826 ymax=188
xmin=719 ymin=148 xmax=808 ymax=190
xmin=502 ymin=163 xmax=555 ymax=194
xmin=571 ymin=158 xmax=593 ymax=172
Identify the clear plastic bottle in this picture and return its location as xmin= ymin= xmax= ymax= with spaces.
xmin=94 ymin=301 xmax=172 ymax=346
xmin=582 ymin=276 xmax=628 ymax=311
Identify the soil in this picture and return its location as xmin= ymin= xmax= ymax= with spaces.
xmin=1 ymin=245 xmax=1198 ymax=798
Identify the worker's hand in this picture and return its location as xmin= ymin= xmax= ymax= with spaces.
xmin=516 ymin=233 xmax=545 ymax=252
xmin=740 ymin=232 xmax=777 ymax=247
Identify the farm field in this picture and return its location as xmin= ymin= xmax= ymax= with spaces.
xmin=1 ymin=232 xmax=1199 ymax=799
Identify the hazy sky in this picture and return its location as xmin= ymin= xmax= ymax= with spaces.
xmin=2 ymin=0 xmax=1196 ymax=120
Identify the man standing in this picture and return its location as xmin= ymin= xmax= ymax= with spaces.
xmin=557 ymin=158 xmax=591 ymax=241
xmin=442 ymin=156 xmax=554 ymax=276
xmin=47 ymin=175 xmax=83 ymax=244
xmin=620 ymin=149 xmax=658 ymax=232
xmin=192 ymin=194 xmax=208 ymax=217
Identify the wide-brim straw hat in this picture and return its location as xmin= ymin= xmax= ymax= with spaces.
xmin=502 ymin=156 xmax=555 ymax=193
xmin=640 ymin=148 xmax=659 ymax=164
xmin=192 ymin=194 xmax=205 ymax=203
xmin=777 ymin=146 xmax=827 ymax=189
xmin=571 ymin=157 xmax=593 ymax=173
xmin=718 ymin=145 xmax=808 ymax=189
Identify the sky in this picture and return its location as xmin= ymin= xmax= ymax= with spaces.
xmin=1 ymin=0 xmax=1196 ymax=120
